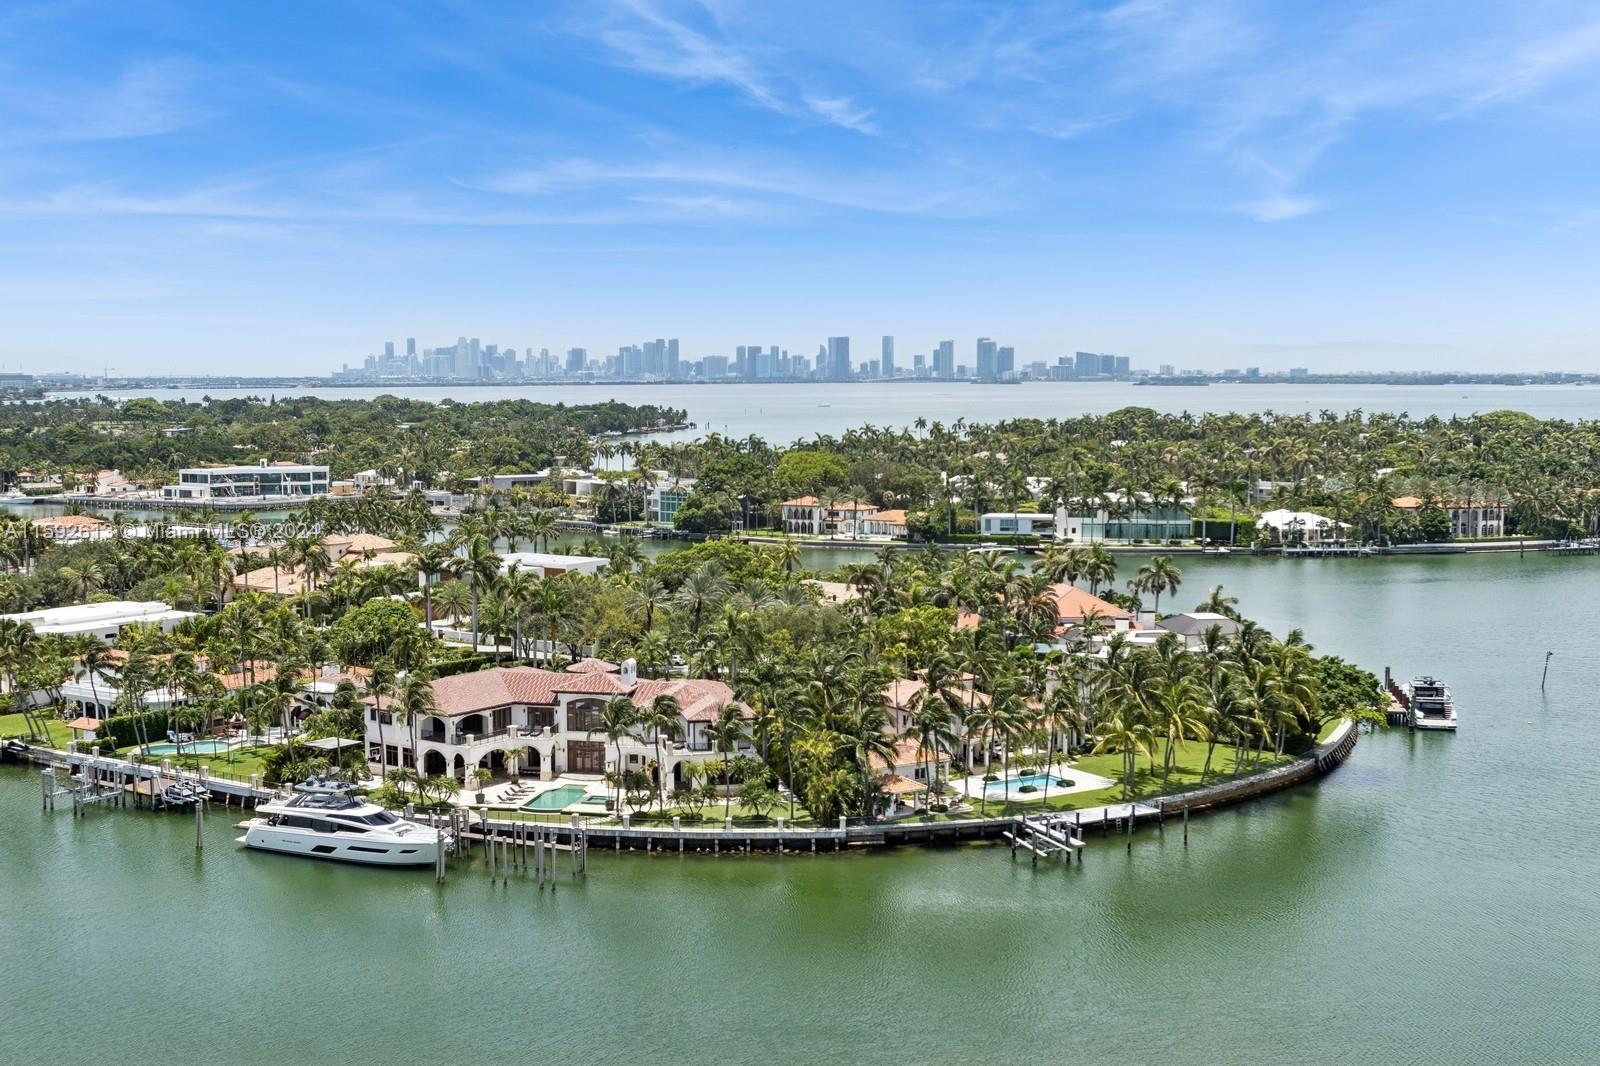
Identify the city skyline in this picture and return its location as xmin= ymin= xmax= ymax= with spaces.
xmin=4 ymin=2 xmax=1600 ymax=374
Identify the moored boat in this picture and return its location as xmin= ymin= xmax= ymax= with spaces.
xmin=1405 ymin=676 xmax=1458 ymax=731
xmin=237 ymin=782 xmax=446 ymax=867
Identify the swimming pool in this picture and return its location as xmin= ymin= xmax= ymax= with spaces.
xmin=523 ymin=785 xmax=591 ymax=811
xmin=983 ymin=773 xmax=1070 ymax=799
xmin=144 ymin=740 xmax=234 ymax=756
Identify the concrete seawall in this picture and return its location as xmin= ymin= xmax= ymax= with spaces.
xmin=471 ymin=720 xmax=1362 ymax=855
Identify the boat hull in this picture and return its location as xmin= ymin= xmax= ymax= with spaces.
xmin=239 ymin=823 xmax=442 ymax=866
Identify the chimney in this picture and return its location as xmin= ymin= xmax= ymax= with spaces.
xmin=620 ymin=658 xmax=637 ymax=689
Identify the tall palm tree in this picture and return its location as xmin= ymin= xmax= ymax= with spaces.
xmin=643 ymin=694 xmax=681 ymax=810
xmin=1134 ymin=555 xmax=1183 ymax=616
xmin=366 ymin=658 xmax=397 ymax=778
xmin=705 ymin=704 xmax=748 ymax=820
xmin=599 ymin=695 xmax=638 ymax=812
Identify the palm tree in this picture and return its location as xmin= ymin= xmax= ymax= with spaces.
xmin=599 ymin=695 xmax=637 ymax=812
xmin=643 ymin=694 xmax=681 ymax=810
xmin=905 ymin=695 xmax=957 ymax=812
xmin=1134 ymin=555 xmax=1183 ymax=616
xmin=366 ymin=658 xmax=397 ymax=778
xmin=846 ymin=704 xmax=899 ymax=823
xmin=705 ymin=703 xmax=747 ymax=820
xmin=396 ymin=669 xmax=438 ymax=778
xmin=432 ymin=579 xmax=471 ymax=631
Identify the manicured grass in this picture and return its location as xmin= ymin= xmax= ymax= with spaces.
xmin=631 ymin=802 xmax=815 ymax=828
xmin=111 ymin=743 xmax=276 ymax=783
xmin=965 ymin=738 xmax=1296 ymax=817
xmin=0 ymin=712 xmax=72 ymax=748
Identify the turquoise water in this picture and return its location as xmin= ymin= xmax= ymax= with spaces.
xmin=4 ymin=550 xmax=1600 ymax=1063
xmin=144 ymin=740 xmax=232 ymax=756
xmin=522 ymin=784 xmax=590 ymax=811
xmin=984 ymin=772 xmax=1069 ymax=798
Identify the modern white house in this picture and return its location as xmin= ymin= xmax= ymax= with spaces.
xmin=647 ymin=477 xmax=696 ymax=525
xmin=363 ymin=661 xmax=752 ymax=790
xmin=0 ymin=600 xmax=197 ymax=642
xmin=979 ymin=511 xmax=1056 ymax=536
xmin=497 ymin=552 xmax=609 ymax=577
xmin=1257 ymin=508 xmax=1350 ymax=545
xmin=1052 ymin=497 xmax=1194 ymax=542
xmin=161 ymin=461 xmax=330 ymax=500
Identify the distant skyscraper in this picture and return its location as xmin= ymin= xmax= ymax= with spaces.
xmin=1074 ymin=351 xmax=1100 ymax=377
xmin=881 ymin=335 xmax=895 ymax=379
xmin=934 ymin=340 xmax=955 ymax=379
xmin=667 ymin=338 xmax=680 ymax=378
xmin=827 ymin=336 xmax=851 ymax=380
xmin=406 ymin=338 xmax=416 ymax=358
xmin=998 ymin=346 xmax=1015 ymax=376
xmin=565 ymin=347 xmax=586 ymax=374
xmin=976 ymin=337 xmax=997 ymax=380
xmin=1113 ymin=355 xmax=1130 ymax=377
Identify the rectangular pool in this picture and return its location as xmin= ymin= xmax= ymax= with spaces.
xmin=145 ymin=740 xmax=234 ymax=756
xmin=984 ymin=773 xmax=1070 ymax=799
xmin=523 ymin=785 xmax=590 ymax=811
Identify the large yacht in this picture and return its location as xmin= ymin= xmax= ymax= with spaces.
xmin=1405 ymin=677 xmax=1458 ymax=731
xmin=238 ymin=783 xmax=447 ymax=867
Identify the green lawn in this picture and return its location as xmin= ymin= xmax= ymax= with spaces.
xmin=631 ymin=802 xmax=815 ymax=828
xmin=0 ymin=711 xmax=72 ymax=748
xmin=960 ymin=738 xmax=1297 ymax=818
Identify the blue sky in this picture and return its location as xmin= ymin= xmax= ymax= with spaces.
xmin=3 ymin=0 xmax=1600 ymax=374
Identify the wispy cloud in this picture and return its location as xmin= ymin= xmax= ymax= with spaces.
xmin=803 ymin=95 xmax=876 ymax=134
xmin=574 ymin=0 xmax=878 ymax=133
xmin=1467 ymin=18 xmax=1600 ymax=108
xmin=470 ymin=155 xmax=1010 ymax=218
xmin=1236 ymin=194 xmax=1321 ymax=222
xmin=0 ymin=58 xmax=208 ymax=146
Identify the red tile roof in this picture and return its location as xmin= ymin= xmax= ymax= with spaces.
xmin=426 ymin=666 xmax=744 ymax=722
xmin=1048 ymin=583 xmax=1130 ymax=621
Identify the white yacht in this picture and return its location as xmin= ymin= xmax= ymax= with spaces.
xmin=238 ymin=786 xmax=447 ymax=867
xmin=1405 ymin=676 xmax=1458 ymax=731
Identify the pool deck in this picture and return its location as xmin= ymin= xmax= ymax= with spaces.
xmin=952 ymin=763 xmax=1116 ymax=802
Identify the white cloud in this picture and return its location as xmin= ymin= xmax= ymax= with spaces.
xmin=1237 ymin=194 xmax=1321 ymax=222
xmin=803 ymin=96 xmax=876 ymax=134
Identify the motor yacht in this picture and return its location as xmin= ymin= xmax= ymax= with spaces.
xmin=1405 ymin=676 xmax=1458 ymax=731
xmin=238 ymin=783 xmax=446 ymax=866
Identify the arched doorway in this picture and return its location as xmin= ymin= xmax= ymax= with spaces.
xmin=422 ymin=749 xmax=448 ymax=776
xmin=451 ymin=754 xmax=466 ymax=782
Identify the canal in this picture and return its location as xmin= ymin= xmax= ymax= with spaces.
xmin=2 ymin=550 xmax=1597 ymax=1064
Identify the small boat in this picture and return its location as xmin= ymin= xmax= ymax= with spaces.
xmin=159 ymin=781 xmax=212 ymax=807
xmin=1405 ymin=676 xmax=1458 ymax=731
xmin=1202 ymin=546 xmax=1232 ymax=555
xmin=238 ymin=781 xmax=446 ymax=867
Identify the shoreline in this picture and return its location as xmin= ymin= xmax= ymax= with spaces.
xmin=2 ymin=720 xmax=1358 ymax=859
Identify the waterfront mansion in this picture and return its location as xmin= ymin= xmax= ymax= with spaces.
xmin=365 ymin=660 xmax=752 ymax=791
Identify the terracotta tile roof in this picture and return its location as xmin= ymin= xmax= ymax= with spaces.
xmin=1048 ymin=583 xmax=1130 ymax=621
xmin=864 ymin=509 xmax=908 ymax=524
xmin=870 ymin=738 xmax=948 ymax=772
xmin=880 ymin=773 xmax=928 ymax=795
xmin=631 ymin=677 xmax=743 ymax=722
xmin=781 ymin=496 xmax=821 ymax=507
xmin=424 ymin=666 xmax=745 ymax=722
xmin=327 ymin=533 xmax=399 ymax=554
xmin=565 ymin=657 xmax=620 ymax=674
